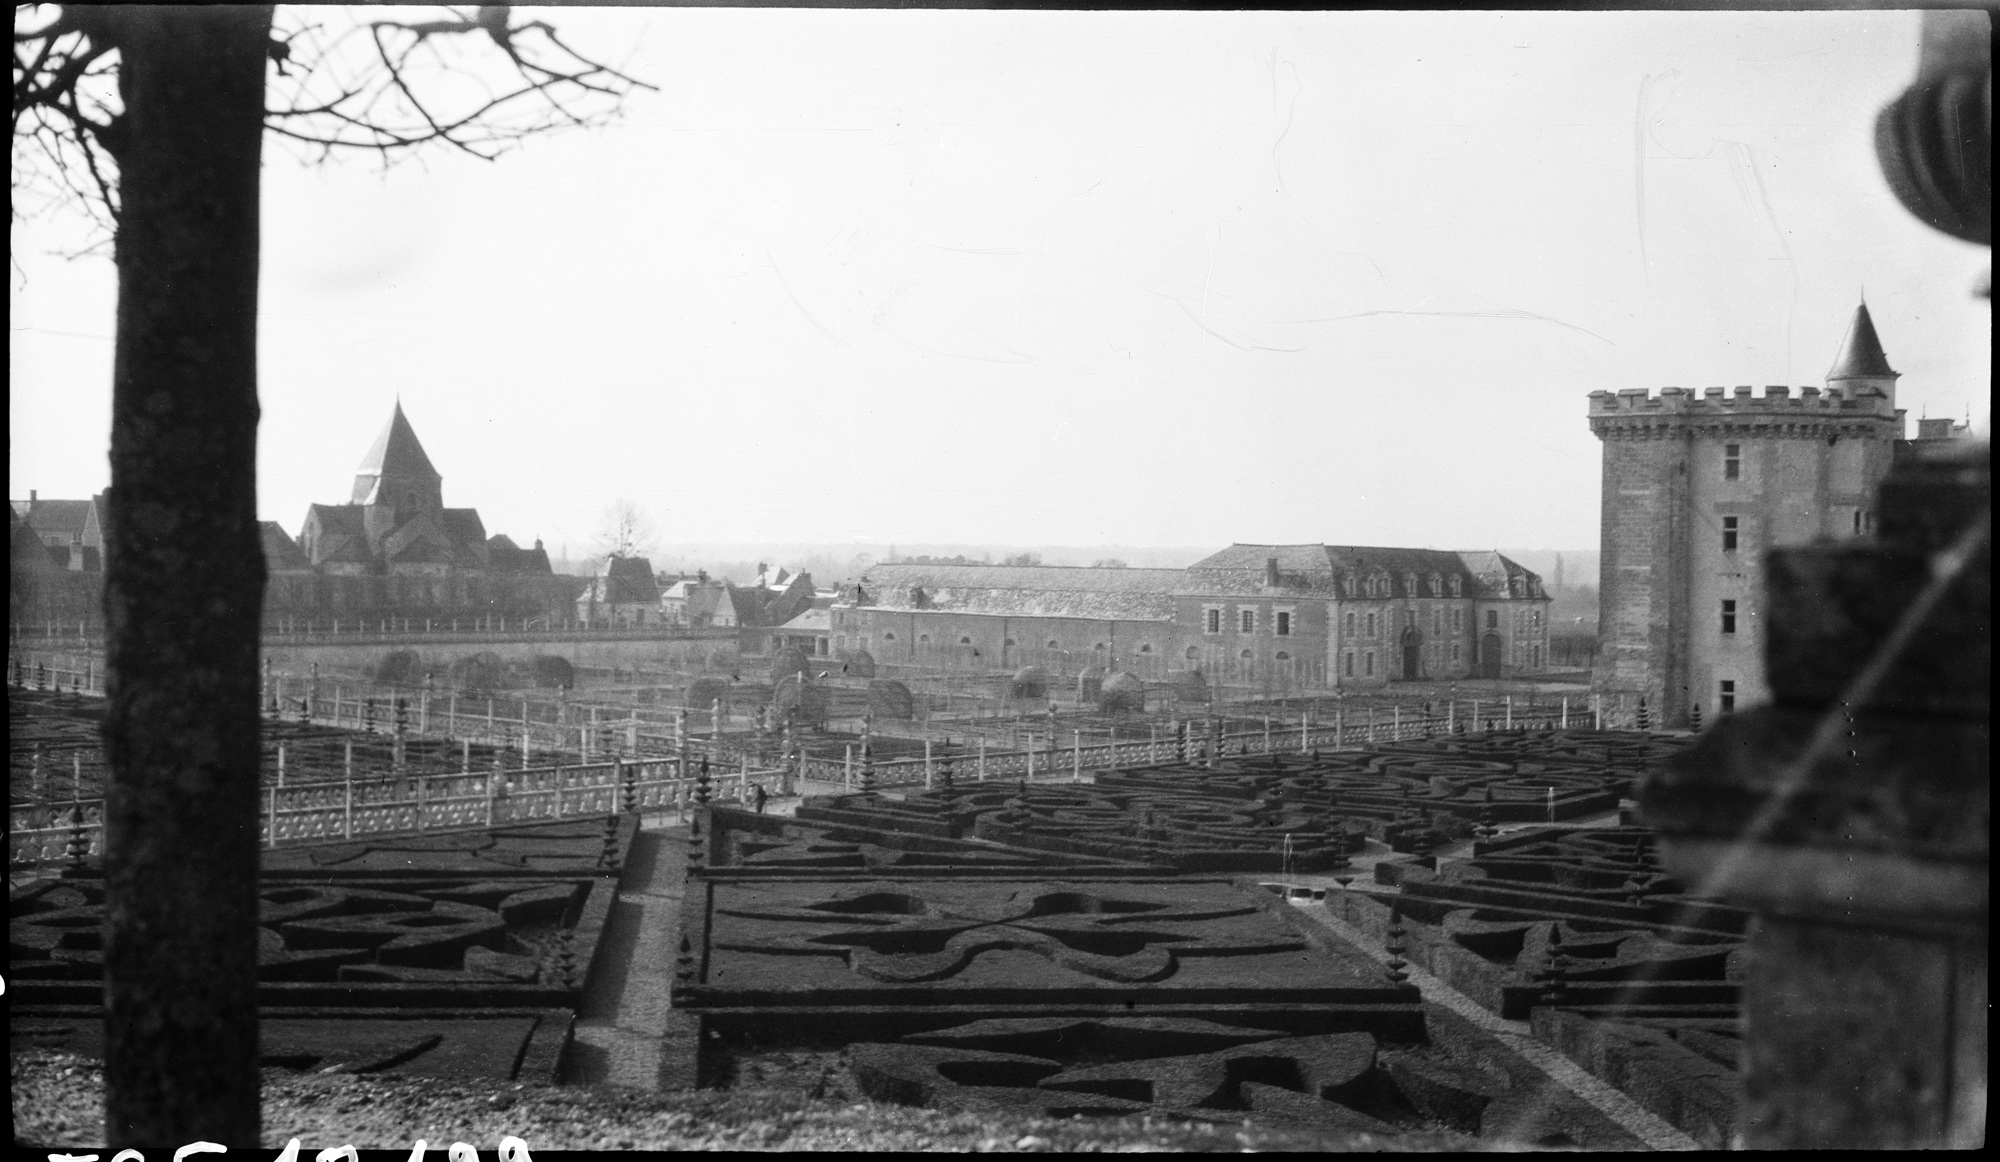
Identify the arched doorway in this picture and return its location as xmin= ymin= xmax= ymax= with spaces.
xmin=1400 ymin=628 xmax=1422 ymax=680
xmin=1479 ymin=633 xmax=1503 ymax=678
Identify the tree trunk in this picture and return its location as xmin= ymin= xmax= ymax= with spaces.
xmin=98 ymin=6 xmax=273 ymax=1147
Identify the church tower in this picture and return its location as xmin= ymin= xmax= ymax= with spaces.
xmin=1588 ymin=303 xmax=1906 ymax=727
xmin=351 ymin=402 xmax=444 ymax=516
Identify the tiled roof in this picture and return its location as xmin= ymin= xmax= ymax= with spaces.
xmin=762 ymin=573 xmax=818 ymax=627
xmin=10 ymin=516 xmax=60 ymax=572
xmin=1179 ymin=544 xmax=1546 ymax=600
xmin=1455 ymin=551 xmax=1549 ymax=600
xmin=486 ymin=534 xmax=551 ymax=576
xmin=260 ymin=522 xmax=314 ymax=572
xmin=302 ymin=504 xmax=375 ymax=565
xmin=354 ymin=402 xmax=440 ymax=481
xmin=776 ymin=607 xmax=831 ymax=633
xmin=724 ymin=585 xmax=775 ymax=626
xmin=1826 ymin=302 xmax=1896 ymax=381
xmin=1181 ymin=545 xmax=1474 ymax=598
xmin=853 ymin=563 xmax=1182 ymax=621
xmin=439 ymin=508 xmax=489 ymax=568
xmin=18 ymin=498 xmax=94 ymax=539
xmin=599 ymin=556 xmax=660 ymax=605
xmin=381 ymin=514 xmax=450 ymax=562
xmin=440 ymin=508 xmax=487 ymax=548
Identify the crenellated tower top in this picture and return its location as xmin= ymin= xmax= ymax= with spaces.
xmin=1590 ymin=302 xmax=1905 ymax=440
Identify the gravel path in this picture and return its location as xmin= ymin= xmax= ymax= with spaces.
xmin=565 ymin=823 xmax=683 ymax=1088
xmin=13 ymin=1051 xmax=1481 ymax=1152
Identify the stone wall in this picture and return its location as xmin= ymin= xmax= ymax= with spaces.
xmin=260 ymin=628 xmax=742 ymax=678
xmin=1590 ymin=384 xmax=1900 ymax=726
xmin=1641 ymin=438 xmax=1987 ymax=1148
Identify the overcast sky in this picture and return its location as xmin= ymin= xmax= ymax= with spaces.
xmin=10 ymin=7 xmax=1990 ymax=558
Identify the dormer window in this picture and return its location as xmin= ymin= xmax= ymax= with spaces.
xmin=1429 ymin=573 xmax=1442 ymax=596
xmin=1449 ymin=575 xmax=1462 ymax=598
xmin=1405 ymin=572 xmax=1418 ymax=596
xmin=1342 ymin=576 xmax=1356 ymax=598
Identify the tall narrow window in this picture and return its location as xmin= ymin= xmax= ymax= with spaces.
xmin=1240 ymin=609 xmax=1255 ymax=634
xmin=1345 ymin=612 xmax=1356 ymax=635
xmin=1722 ymin=516 xmax=1739 ymax=552
xmin=1719 ymin=679 xmax=1736 ymax=713
xmin=1721 ymin=599 xmax=1737 ymax=634
xmin=1344 ymin=652 xmax=1354 ymax=677
xmin=1205 ymin=609 xmax=1220 ymax=634
xmin=1853 ymin=510 xmax=1863 ymax=535
xmin=1364 ymin=651 xmax=1374 ymax=676
xmin=1275 ymin=611 xmax=1291 ymax=636
xmin=1723 ymin=444 xmax=1741 ymax=481
xmin=1486 ymin=610 xmax=1498 ymax=630
xmin=1366 ymin=613 xmax=1376 ymax=636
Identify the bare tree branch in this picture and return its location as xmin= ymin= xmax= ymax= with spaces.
xmin=14 ymin=3 xmax=654 ymax=229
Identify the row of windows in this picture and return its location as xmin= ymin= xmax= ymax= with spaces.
xmin=1202 ymin=608 xmax=1295 ymax=636
xmin=1335 ymin=607 xmax=1531 ymax=637
xmin=1342 ymin=573 xmax=1465 ymax=599
xmin=857 ymin=631 xmax=1168 ymax=655
xmin=1720 ymin=511 xmax=1871 ymax=552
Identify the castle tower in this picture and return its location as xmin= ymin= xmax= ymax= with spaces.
xmin=350 ymin=401 xmax=443 ymax=516
xmin=1588 ymin=305 xmax=1906 ymax=727
xmin=1824 ymin=301 xmax=1900 ymax=405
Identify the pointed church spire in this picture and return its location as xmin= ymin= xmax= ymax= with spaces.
xmin=352 ymin=402 xmax=443 ymax=508
xmin=1826 ymin=301 xmax=1898 ymax=383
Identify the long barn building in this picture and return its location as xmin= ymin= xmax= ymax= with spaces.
xmin=831 ymin=545 xmax=1552 ymax=692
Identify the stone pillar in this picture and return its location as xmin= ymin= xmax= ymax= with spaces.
xmin=1640 ymin=441 xmax=1988 ymax=1149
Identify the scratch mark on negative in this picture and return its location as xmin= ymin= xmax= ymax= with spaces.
xmin=1282 ymin=307 xmax=1614 ymax=345
xmin=766 ymin=247 xmax=845 ymax=347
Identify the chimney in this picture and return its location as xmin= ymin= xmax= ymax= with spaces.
xmin=1265 ymin=557 xmax=1280 ymax=588
xmin=29 ymin=489 xmax=37 ymax=505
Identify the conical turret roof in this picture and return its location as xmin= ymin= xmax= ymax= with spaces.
xmin=355 ymin=402 xmax=440 ymax=481
xmin=1826 ymin=302 xmax=1897 ymax=381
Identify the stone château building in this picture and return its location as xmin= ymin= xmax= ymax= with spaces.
xmin=831 ymin=545 xmax=1551 ymax=691
xmin=1587 ymin=303 xmax=1953 ymax=727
